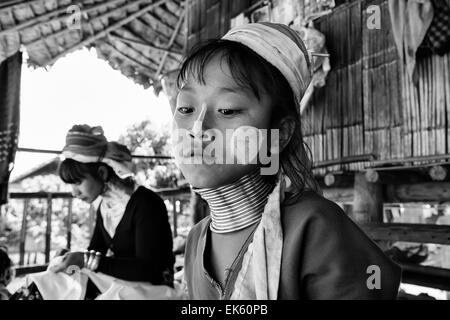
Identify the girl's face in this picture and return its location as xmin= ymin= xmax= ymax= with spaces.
xmin=173 ymin=55 xmax=273 ymax=188
xmin=70 ymin=174 xmax=103 ymax=203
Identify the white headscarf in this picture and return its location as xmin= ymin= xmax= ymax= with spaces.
xmin=222 ymin=22 xmax=313 ymax=114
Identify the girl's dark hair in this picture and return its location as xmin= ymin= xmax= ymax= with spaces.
xmin=177 ymin=39 xmax=320 ymax=198
xmin=58 ymin=158 xmax=134 ymax=190
xmin=0 ymin=247 xmax=12 ymax=285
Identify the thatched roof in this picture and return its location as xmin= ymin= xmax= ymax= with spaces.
xmin=0 ymin=0 xmax=187 ymax=93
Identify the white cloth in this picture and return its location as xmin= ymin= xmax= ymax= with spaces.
xmin=230 ymin=176 xmax=287 ymax=300
xmin=99 ymin=184 xmax=132 ymax=239
xmin=222 ymin=23 xmax=312 ymax=115
xmin=62 ymin=151 xmax=134 ymax=179
xmin=24 ymin=257 xmax=186 ymax=300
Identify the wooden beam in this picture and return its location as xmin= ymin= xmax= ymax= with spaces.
xmin=400 ymin=263 xmax=450 ymax=292
xmin=322 ymin=187 xmax=354 ymax=203
xmin=24 ymin=0 xmax=155 ymax=47
xmin=0 ymin=0 xmax=28 ymax=9
xmin=13 ymin=264 xmax=48 ymax=277
xmin=370 ymin=154 xmax=450 ymax=167
xmin=386 ymin=182 xmax=450 ymax=202
xmin=364 ymin=169 xmax=428 ymax=184
xmin=0 ymin=0 xmax=128 ymax=39
xmin=0 ymin=5 xmax=69 ymax=37
xmin=44 ymin=0 xmax=170 ymax=66
xmin=155 ymin=8 xmax=186 ymax=78
xmin=17 ymin=147 xmax=173 ymax=159
xmin=108 ymin=34 xmax=184 ymax=56
xmin=183 ymin=0 xmax=188 ymax=55
xmin=10 ymin=192 xmax=73 ymax=199
xmin=313 ymin=154 xmax=375 ymax=169
xmin=106 ymin=36 xmax=161 ymax=67
xmin=100 ymin=40 xmax=157 ymax=77
xmin=360 ymin=223 xmax=450 ymax=245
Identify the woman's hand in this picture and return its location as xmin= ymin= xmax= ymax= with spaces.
xmin=49 ymin=252 xmax=84 ymax=274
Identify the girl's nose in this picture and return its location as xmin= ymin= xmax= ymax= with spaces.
xmin=190 ymin=104 xmax=216 ymax=138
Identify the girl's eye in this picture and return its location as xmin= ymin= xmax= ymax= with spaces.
xmin=218 ymin=109 xmax=240 ymax=116
xmin=177 ymin=106 xmax=194 ymax=114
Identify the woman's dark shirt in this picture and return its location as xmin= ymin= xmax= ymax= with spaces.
xmin=88 ymin=186 xmax=175 ymax=284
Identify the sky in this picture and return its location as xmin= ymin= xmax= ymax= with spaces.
xmin=12 ymin=47 xmax=173 ymax=179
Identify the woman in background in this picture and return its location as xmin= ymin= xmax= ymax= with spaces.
xmin=51 ymin=124 xmax=175 ymax=287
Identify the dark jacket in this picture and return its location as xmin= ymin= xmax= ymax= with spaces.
xmin=184 ymin=191 xmax=402 ymax=300
xmin=88 ymin=186 xmax=175 ymax=285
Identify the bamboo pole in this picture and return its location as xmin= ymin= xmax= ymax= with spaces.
xmin=66 ymin=198 xmax=73 ymax=250
xmin=5 ymin=0 xmax=128 ymax=39
xmin=183 ymin=0 xmax=188 ymax=55
xmin=19 ymin=199 xmax=29 ymax=266
xmin=108 ymin=34 xmax=184 ymax=56
xmin=171 ymin=196 xmax=178 ymax=237
xmin=101 ymin=40 xmax=158 ymax=77
xmin=155 ymin=7 xmax=185 ymax=78
xmin=45 ymin=194 xmax=52 ymax=263
xmin=0 ymin=5 xmax=69 ymax=37
xmin=17 ymin=146 xmax=174 ymax=159
xmin=0 ymin=0 xmax=27 ymax=9
xmin=43 ymin=0 xmax=170 ymax=66
xmin=24 ymin=0 xmax=152 ymax=47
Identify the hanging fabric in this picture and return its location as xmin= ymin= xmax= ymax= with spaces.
xmin=388 ymin=0 xmax=434 ymax=84
xmin=421 ymin=0 xmax=450 ymax=55
xmin=292 ymin=24 xmax=331 ymax=113
xmin=0 ymin=51 xmax=21 ymax=205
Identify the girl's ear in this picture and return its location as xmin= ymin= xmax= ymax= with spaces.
xmin=278 ymin=116 xmax=296 ymax=152
xmin=97 ymin=165 xmax=110 ymax=182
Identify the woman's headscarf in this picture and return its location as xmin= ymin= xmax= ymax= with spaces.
xmin=222 ymin=22 xmax=313 ymax=114
xmin=61 ymin=125 xmax=133 ymax=179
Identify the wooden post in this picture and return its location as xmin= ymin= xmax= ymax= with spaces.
xmin=353 ymin=173 xmax=383 ymax=224
xmin=172 ymin=197 xmax=178 ymax=238
xmin=386 ymin=182 xmax=450 ymax=202
xmin=66 ymin=198 xmax=73 ymax=250
xmin=19 ymin=199 xmax=29 ymax=266
xmin=45 ymin=194 xmax=52 ymax=263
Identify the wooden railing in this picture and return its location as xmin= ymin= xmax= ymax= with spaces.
xmin=9 ymin=186 xmax=191 ymax=275
xmin=361 ymin=222 xmax=450 ymax=291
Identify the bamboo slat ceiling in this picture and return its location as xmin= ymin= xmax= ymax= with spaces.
xmin=0 ymin=0 xmax=187 ymax=92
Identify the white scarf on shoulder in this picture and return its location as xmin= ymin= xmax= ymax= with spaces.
xmin=231 ymin=176 xmax=288 ymax=300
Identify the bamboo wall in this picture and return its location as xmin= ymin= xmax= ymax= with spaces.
xmin=304 ymin=0 xmax=450 ymax=175
xmin=186 ymin=0 xmax=251 ymax=49
xmin=186 ymin=0 xmax=450 ymax=175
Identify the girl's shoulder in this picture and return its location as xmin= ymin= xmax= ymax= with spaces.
xmin=280 ymin=190 xmax=369 ymax=245
xmin=282 ymin=191 xmax=347 ymax=226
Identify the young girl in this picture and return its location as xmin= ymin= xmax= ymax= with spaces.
xmin=173 ymin=22 xmax=401 ymax=300
xmin=51 ymin=125 xmax=175 ymax=287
